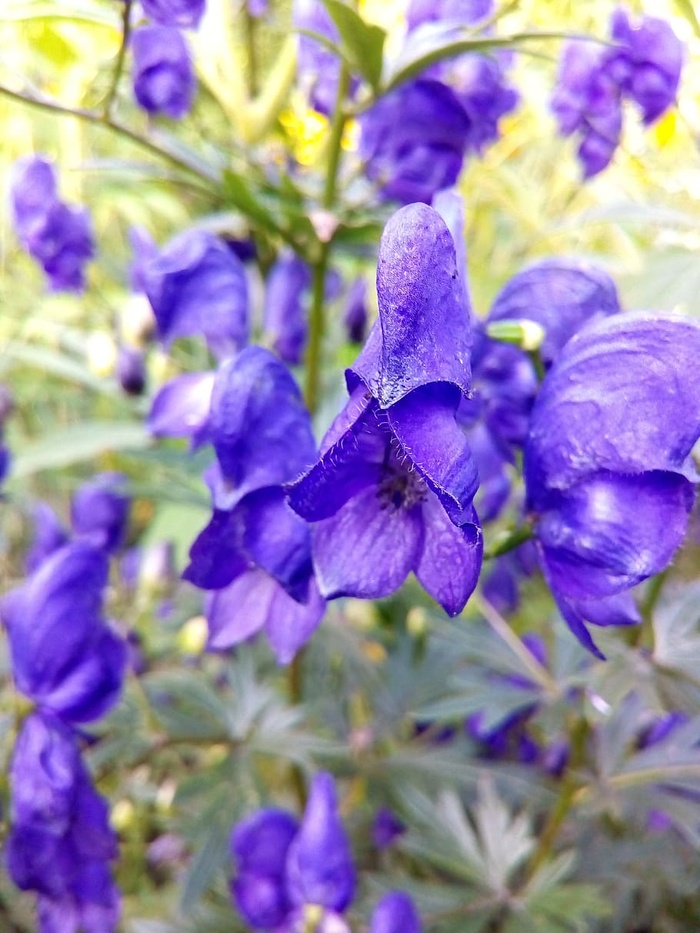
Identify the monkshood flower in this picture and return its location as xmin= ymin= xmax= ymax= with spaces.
xmin=1 ymin=541 xmax=127 ymax=724
xmin=263 ymin=252 xmax=312 ymax=365
xmin=26 ymin=502 xmax=70 ymax=573
xmin=524 ymin=312 xmax=700 ymax=657
xmin=371 ymin=891 xmax=422 ymax=933
xmin=116 ymin=344 xmax=147 ymax=396
xmin=248 ymin=0 xmax=268 ymax=16
xmin=552 ymin=10 xmax=682 ymax=178
xmin=71 ymin=472 xmax=130 ymax=554
xmin=144 ymin=228 xmax=248 ymax=358
xmin=141 ymin=0 xmax=205 ymax=29
xmin=231 ymin=772 xmax=355 ymax=930
xmin=7 ymin=712 xmax=120 ymax=932
xmin=359 ymin=80 xmax=471 ymax=204
xmin=372 ymin=807 xmax=405 ymax=850
xmin=488 ymin=257 xmax=621 ymax=366
xmin=184 ymin=347 xmax=324 ymax=664
xmin=404 ymin=0 xmax=518 ymax=156
xmin=608 ymin=9 xmax=683 ymax=125
xmin=288 ymin=204 xmax=482 ymax=615
xmin=131 ymin=25 xmax=195 ymax=119
xmin=148 ymin=370 xmax=215 ymax=446
xmin=10 ymin=156 xmax=95 ymax=293
xmin=343 ymin=278 xmax=368 ymax=345
xmin=294 ymin=0 xmax=356 ymax=115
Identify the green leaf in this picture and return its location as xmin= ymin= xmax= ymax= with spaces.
xmin=179 ymin=798 xmax=231 ymax=913
xmin=222 ymin=168 xmax=282 ymax=235
xmin=384 ymin=27 xmax=569 ymax=92
xmin=9 ymin=421 xmax=150 ymax=478
xmin=320 ymin=0 xmax=386 ymax=91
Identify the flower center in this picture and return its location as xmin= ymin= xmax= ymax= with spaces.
xmin=377 ymin=464 xmax=427 ymax=512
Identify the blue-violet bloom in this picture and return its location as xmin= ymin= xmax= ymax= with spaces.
xmin=131 ymin=25 xmax=195 ymax=119
xmin=524 ymin=312 xmax=700 ymax=656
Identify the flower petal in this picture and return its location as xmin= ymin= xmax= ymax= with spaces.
xmin=525 ymin=312 xmax=700 ymax=498
xmin=415 ymin=496 xmax=482 ymax=616
xmin=373 ymin=203 xmax=472 ymax=406
xmin=388 ymin=382 xmax=479 ymax=526
xmin=311 ymin=486 xmax=423 ymax=600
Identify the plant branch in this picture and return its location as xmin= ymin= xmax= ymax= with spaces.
xmin=103 ymin=0 xmax=133 ymax=119
xmin=0 ymin=84 xmax=220 ymax=188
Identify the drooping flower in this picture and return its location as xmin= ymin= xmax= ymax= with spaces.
xmin=1 ymin=541 xmax=127 ymax=724
xmin=524 ymin=312 xmax=700 ymax=656
xmin=370 ymin=891 xmax=422 ymax=933
xmin=288 ymin=204 xmax=482 ymax=615
xmin=551 ymin=40 xmax=623 ymax=179
xmin=116 ymin=344 xmax=147 ymax=396
xmin=230 ymin=773 xmax=355 ymax=931
xmin=70 ymin=472 xmax=130 ymax=555
xmin=552 ymin=9 xmax=683 ymax=178
xmin=183 ymin=347 xmax=325 ymax=664
xmin=372 ymin=807 xmax=405 ymax=850
xmin=343 ymin=278 xmax=369 ymax=345
xmin=359 ymin=80 xmax=472 ymax=204
xmin=26 ymin=502 xmax=70 ymax=573
xmin=263 ymin=252 xmax=312 ymax=365
xmin=147 ymin=370 xmax=215 ymax=446
xmin=608 ymin=8 xmax=683 ymax=125
xmin=141 ymin=0 xmax=206 ymax=29
xmin=143 ymin=229 xmax=248 ymax=358
xmin=7 ymin=712 xmax=120 ymax=933
xmin=10 ymin=156 xmax=95 ymax=293
xmin=131 ymin=25 xmax=195 ymax=119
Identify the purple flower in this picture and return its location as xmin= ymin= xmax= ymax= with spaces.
xmin=360 ymin=80 xmax=472 ymax=204
xmin=406 ymin=0 xmax=492 ymax=31
xmin=609 ymin=9 xmax=683 ymax=124
xmin=371 ymin=892 xmax=421 ymax=933
xmin=372 ymin=807 xmax=405 ymax=850
xmin=71 ymin=472 xmax=130 ymax=554
xmin=26 ymin=502 xmax=70 ymax=573
xmin=116 ymin=345 xmax=147 ymax=396
xmin=8 ymin=712 xmax=120 ymax=931
xmin=552 ymin=10 xmax=682 ymax=178
xmin=551 ymin=40 xmax=623 ymax=178
xmin=2 ymin=542 xmax=126 ymax=723
xmin=144 ymin=229 xmax=248 ymax=358
xmin=286 ymin=773 xmax=356 ymax=913
xmin=129 ymin=226 xmax=159 ymax=293
xmin=525 ymin=312 xmax=700 ymax=656
xmin=131 ymin=25 xmax=195 ymax=119
xmin=263 ymin=253 xmax=312 ymax=365
xmin=148 ymin=371 xmax=215 ymax=445
xmin=10 ymin=156 xmax=95 ymax=293
xmin=288 ymin=205 xmax=482 ymax=615
xmin=488 ymin=257 xmax=621 ymax=366
xmin=230 ymin=773 xmax=354 ymax=929
xmin=248 ymin=0 xmax=268 ymax=16
xmin=141 ymin=0 xmax=206 ymax=29
xmin=343 ymin=278 xmax=369 ymax=345
xmin=183 ymin=347 xmax=324 ymax=664
xmin=231 ymin=809 xmax=299 ymax=929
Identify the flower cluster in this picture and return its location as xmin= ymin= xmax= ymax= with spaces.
xmin=552 ymin=9 xmax=683 ymax=177
xmin=231 ymin=772 xmax=420 ymax=932
xmin=2 ymin=539 xmax=127 ymax=929
xmin=10 ymin=156 xmax=95 ymax=292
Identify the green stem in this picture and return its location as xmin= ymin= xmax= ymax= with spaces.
xmin=484 ymin=521 xmax=534 ymax=560
xmin=522 ymin=717 xmax=589 ymax=883
xmin=0 ymin=84 xmax=219 ymax=189
xmin=303 ymin=64 xmax=351 ymax=414
xmin=103 ymin=0 xmax=133 ymax=119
